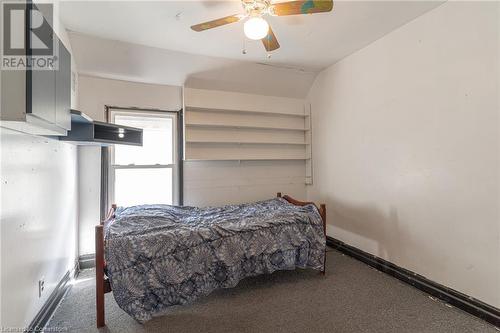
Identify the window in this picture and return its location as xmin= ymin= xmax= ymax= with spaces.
xmin=109 ymin=110 xmax=178 ymax=207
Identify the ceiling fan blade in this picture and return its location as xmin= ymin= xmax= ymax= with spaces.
xmin=191 ymin=14 xmax=245 ymax=32
xmin=262 ymin=25 xmax=280 ymax=52
xmin=271 ymin=0 xmax=333 ymax=16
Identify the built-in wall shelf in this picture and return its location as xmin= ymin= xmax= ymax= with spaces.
xmin=186 ymin=140 xmax=308 ymax=145
xmin=183 ymin=88 xmax=313 ymax=184
xmin=185 ymin=106 xmax=308 ymax=118
xmin=187 ymin=158 xmax=311 ymax=161
xmin=185 ymin=123 xmax=308 ymax=132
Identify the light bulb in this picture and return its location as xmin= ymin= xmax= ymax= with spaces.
xmin=244 ymin=17 xmax=269 ymax=40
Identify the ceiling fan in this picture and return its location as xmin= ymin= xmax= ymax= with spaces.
xmin=191 ymin=0 xmax=334 ymax=52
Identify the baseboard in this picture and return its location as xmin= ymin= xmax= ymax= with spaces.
xmin=25 ymin=266 xmax=75 ymax=333
xmin=73 ymin=260 xmax=80 ymax=278
xmin=326 ymin=236 xmax=500 ymax=328
xmin=79 ymin=253 xmax=95 ymax=269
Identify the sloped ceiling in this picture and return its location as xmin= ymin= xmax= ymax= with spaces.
xmin=68 ymin=32 xmax=317 ymax=98
xmin=61 ymin=1 xmax=444 ymax=97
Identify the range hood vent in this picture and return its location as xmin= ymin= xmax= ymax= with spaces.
xmin=59 ymin=110 xmax=143 ymax=146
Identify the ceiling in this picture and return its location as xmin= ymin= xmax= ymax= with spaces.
xmin=60 ymin=1 xmax=443 ymax=71
xmin=67 ymin=31 xmax=318 ymax=97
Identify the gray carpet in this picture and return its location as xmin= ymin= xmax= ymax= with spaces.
xmin=47 ymin=249 xmax=497 ymax=333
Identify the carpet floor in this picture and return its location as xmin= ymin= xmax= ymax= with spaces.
xmin=47 ymin=249 xmax=497 ymax=333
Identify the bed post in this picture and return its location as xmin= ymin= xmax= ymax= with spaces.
xmin=277 ymin=192 xmax=282 ymax=198
xmin=96 ymin=204 xmax=117 ymax=327
xmin=95 ymin=225 xmax=105 ymax=327
xmin=319 ymin=204 xmax=327 ymax=275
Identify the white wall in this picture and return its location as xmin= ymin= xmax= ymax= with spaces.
xmin=184 ymin=160 xmax=305 ymax=207
xmin=0 ymin=12 xmax=79 ymax=328
xmin=77 ymin=76 xmax=182 ymax=255
xmin=0 ymin=129 xmax=78 ymax=328
xmin=77 ymin=147 xmax=101 ymax=257
xmin=307 ymin=1 xmax=499 ymax=307
xmin=77 ymin=75 xmax=182 ymax=122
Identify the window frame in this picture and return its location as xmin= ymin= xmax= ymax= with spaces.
xmin=107 ymin=108 xmax=180 ymax=207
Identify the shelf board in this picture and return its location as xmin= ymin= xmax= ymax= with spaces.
xmin=186 ymin=140 xmax=308 ymax=146
xmin=185 ymin=106 xmax=307 ymax=118
xmin=184 ymin=157 xmax=311 ymax=161
xmin=185 ymin=123 xmax=307 ymax=131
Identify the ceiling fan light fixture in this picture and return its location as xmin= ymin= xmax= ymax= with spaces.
xmin=244 ymin=16 xmax=269 ymax=40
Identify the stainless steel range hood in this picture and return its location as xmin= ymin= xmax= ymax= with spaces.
xmin=59 ymin=110 xmax=143 ymax=146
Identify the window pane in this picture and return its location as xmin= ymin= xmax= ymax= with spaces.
xmin=114 ymin=168 xmax=172 ymax=206
xmin=114 ymin=114 xmax=173 ymax=165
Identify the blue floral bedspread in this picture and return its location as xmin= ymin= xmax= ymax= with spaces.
xmin=104 ymin=198 xmax=325 ymax=322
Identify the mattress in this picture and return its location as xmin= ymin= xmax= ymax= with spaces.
xmin=104 ymin=198 xmax=326 ymax=322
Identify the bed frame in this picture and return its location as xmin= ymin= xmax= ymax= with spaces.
xmin=94 ymin=193 xmax=327 ymax=327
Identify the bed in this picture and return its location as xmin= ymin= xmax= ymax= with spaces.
xmin=95 ymin=193 xmax=327 ymax=327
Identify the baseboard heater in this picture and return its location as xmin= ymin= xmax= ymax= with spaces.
xmin=59 ymin=110 xmax=143 ymax=146
xmin=26 ymin=263 xmax=78 ymax=333
xmin=326 ymin=236 xmax=500 ymax=328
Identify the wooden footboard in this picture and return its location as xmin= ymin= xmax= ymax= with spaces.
xmin=277 ymin=192 xmax=327 ymax=275
xmin=95 ymin=196 xmax=326 ymax=327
